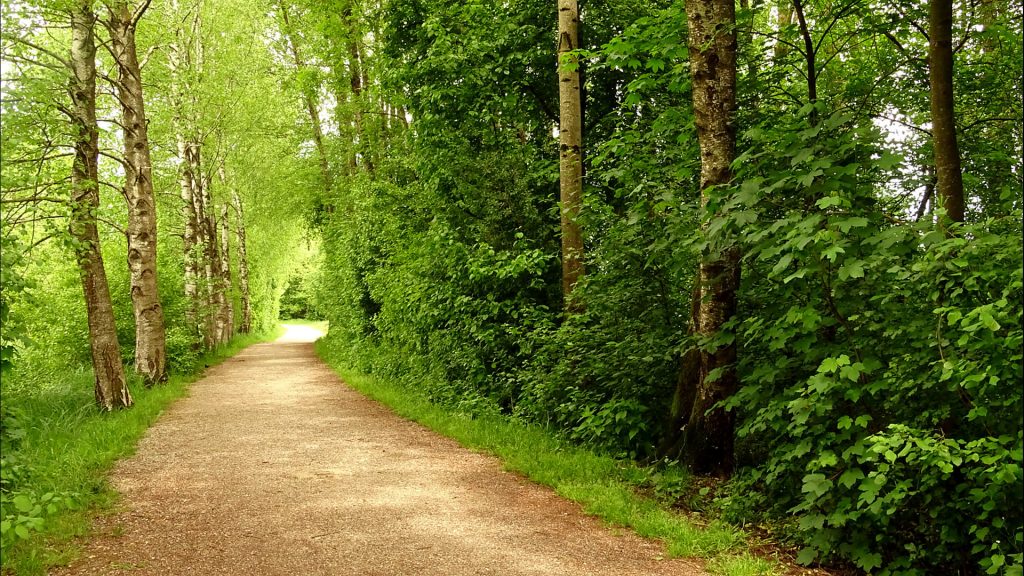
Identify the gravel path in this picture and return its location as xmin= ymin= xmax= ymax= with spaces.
xmin=55 ymin=324 xmax=706 ymax=576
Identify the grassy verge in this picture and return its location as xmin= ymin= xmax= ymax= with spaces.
xmin=315 ymin=342 xmax=784 ymax=576
xmin=0 ymin=327 xmax=282 ymax=575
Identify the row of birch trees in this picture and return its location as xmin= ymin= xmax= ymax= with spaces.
xmin=2 ymin=0 xmax=255 ymax=410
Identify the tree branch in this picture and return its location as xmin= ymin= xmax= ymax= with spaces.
xmin=0 ymin=32 xmax=70 ymax=68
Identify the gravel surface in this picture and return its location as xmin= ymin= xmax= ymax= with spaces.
xmin=54 ymin=324 xmax=707 ymax=576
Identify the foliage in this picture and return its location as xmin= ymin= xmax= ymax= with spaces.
xmin=309 ymin=0 xmax=1023 ymax=572
xmin=716 ymin=108 xmax=1024 ymax=574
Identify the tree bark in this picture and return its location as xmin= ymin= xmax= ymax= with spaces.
xmin=674 ymin=0 xmax=741 ymax=477
xmin=792 ymin=0 xmax=818 ymax=112
xmin=557 ymin=0 xmax=585 ymax=309
xmin=167 ymin=0 xmax=202 ymax=342
xmin=188 ymin=145 xmax=220 ymax=347
xmin=232 ymin=191 xmax=252 ymax=333
xmin=218 ymin=202 xmax=233 ymax=342
xmin=929 ymin=0 xmax=966 ymax=224
xmin=107 ymin=0 xmax=167 ymax=385
xmin=200 ymin=180 xmax=226 ymax=346
xmin=70 ymin=0 xmax=133 ymax=410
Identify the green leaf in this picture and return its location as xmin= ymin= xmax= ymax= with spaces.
xmin=876 ymin=152 xmax=902 ymax=170
xmin=784 ymin=269 xmax=808 ymax=284
xmin=772 ymin=254 xmax=793 ymax=276
xmin=802 ymin=473 xmax=833 ymax=498
xmin=840 ymin=363 xmax=862 ymax=382
xmin=13 ymin=495 xmax=33 ymax=513
xmin=838 ymin=261 xmax=865 ymax=280
xmin=835 ymin=216 xmax=869 ymax=233
xmin=791 ymin=147 xmax=814 ymax=166
xmin=979 ymin=310 xmax=1001 ymax=331
xmin=795 ymin=547 xmax=818 ymax=565
xmin=839 ymin=467 xmax=865 ymax=488
xmin=822 ymin=244 xmax=845 ymax=262
xmin=815 ymin=195 xmax=845 ymax=209
xmin=855 ymin=551 xmax=883 ymax=571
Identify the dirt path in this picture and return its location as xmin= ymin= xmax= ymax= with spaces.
xmin=56 ymin=325 xmax=706 ymax=576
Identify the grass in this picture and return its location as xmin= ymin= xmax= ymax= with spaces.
xmin=0 ymin=327 xmax=282 ymax=575
xmin=316 ymin=341 xmax=785 ymax=576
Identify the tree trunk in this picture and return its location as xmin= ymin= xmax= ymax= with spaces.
xmin=232 ymin=191 xmax=253 ymax=334
xmin=108 ymin=1 xmax=167 ymax=385
xmin=219 ymin=203 xmax=233 ymax=342
xmin=69 ymin=0 xmax=133 ymax=411
xmin=929 ymin=0 xmax=965 ymax=224
xmin=674 ymin=0 xmax=741 ymax=477
xmin=201 ymin=185 xmax=226 ymax=346
xmin=167 ymin=2 xmax=202 ymax=342
xmin=557 ymin=0 xmax=585 ymax=309
xmin=792 ymin=0 xmax=817 ymax=112
xmin=189 ymin=147 xmax=219 ymax=347
xmin=348 ymin=37 xmax=375 ymax=174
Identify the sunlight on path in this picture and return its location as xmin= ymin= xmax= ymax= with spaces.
xmin=277 ymin=322 xmax=326 ymax=343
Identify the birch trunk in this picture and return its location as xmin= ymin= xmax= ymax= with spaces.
xmin=168 ymin=0 xmax=201 ymax=342
xmin=672 ymin=0 xmax=741 ymax=476
xmin=929 ymin=0 xmax=966 ymax=224
xmin=108 ymin=0 xmax=167 ymax=385
xmin=557 ymin=0 xmax=584 ymax=308
xmin=232 ymin=191 xmax=252 ymax=333
xmin=219 ymin=203 xmax=233 ymax=342
xmin=199 ymin=178 xmax=225 ymax=346
xmin=70 ymin=0 xmax=132 ymax=410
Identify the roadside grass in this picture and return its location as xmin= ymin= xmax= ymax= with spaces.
xmin=0 ymin=328 xmax=281 ymax=575
xmin=316 ymin=342 xmax=784 ymax=576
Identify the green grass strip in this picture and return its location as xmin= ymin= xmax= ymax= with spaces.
xmin=317 ymin=343 xmax=783 ymax=576
xmin=1 ymin=328 xmax=283 ymax=575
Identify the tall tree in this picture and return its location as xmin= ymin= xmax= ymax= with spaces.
xmin=167 ymin=0 xmax=202 ymax=342
xmin=69 ymin=0 xmax=133 ymax=410
xmin=557 ymin=0 xmax=584 ymax=308
xmin=928 ymin=0 xmax=966 ymax=223
xmin=675 ymin=0 xmax=741 ymax=476
xmin=105 ymin=0 xmax=168 ymax=384
xmin=232 ymin=191 xmax=252 ymax=334
xmin=217 ymin=203 xmax=233 ymax=342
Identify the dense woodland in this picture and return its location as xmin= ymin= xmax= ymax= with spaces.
xmin=1 ymin=0 xmax=1022 ymax=574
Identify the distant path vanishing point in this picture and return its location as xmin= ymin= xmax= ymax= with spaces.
xmin=56 ymin=324 xmax=705 ymax=576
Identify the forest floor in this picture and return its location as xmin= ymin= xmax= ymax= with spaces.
xmin=53 ymin=324 xmax=707 ymax=576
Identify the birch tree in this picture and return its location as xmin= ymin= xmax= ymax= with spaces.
xmin=70 ymin=0 xmax=133 ymax=409
xmin=105 ymin=0 xmax=168 ymax=384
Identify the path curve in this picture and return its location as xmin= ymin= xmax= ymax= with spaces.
xmin=56 ymin=325 xmax=706 ymax=576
